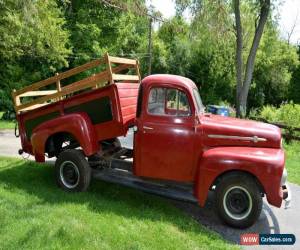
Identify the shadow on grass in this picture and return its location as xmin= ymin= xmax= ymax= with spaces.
xmin=0 ymin=160 xmax=280 ymax=244
xmin=0 ymin=161 xmax=206 ymax=233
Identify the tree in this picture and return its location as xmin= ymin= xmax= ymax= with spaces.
xmin=60 ymin=0 xmax=149 ymax=76
xmin=234 ymin=0 xmax=271 ymax=117
xmin=0 ymin=0 xmax=150 ymax=112
xmin=1 ymin=0 xmax=298 ymax=114
xmin=289 ymin=45 xmax=300 ymax=103
xmin=157 ymin=17 xmax=191 ymax=76
xmin=175 ymin=0 xmax=275 ymax=115
xmin=249 ymin=25 xmax=298 ymax=108
xmin=174 ymin=0 xmax=236 ymax=104
xmin=0 ymin=0 xmax=71 ymax=111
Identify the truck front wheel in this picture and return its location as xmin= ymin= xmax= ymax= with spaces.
xmin=55 ymin=149 xmax=91 ymax=192
xmin=215 ymin=173 xmax=262 ymax=228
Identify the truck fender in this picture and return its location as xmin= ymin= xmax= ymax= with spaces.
xmin=194 ymin=147 xmax=285 ymax=208
xmin=31 ymin=112 xmax=99 ymax=162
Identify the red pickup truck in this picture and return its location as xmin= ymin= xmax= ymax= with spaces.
xmin=12 ymin=53 xmax=290 ymax=228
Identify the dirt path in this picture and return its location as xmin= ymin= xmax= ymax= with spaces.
xmin=0 ymin=129 xmax=22 ymax=157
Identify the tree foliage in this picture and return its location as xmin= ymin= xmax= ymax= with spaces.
xmin=0 ymin=0 xmax=71 ymax=110
xmin=175 ymin=0 xmax=298 ymax=113
xmin=0 ymin=0 xmax=299 ymax=115
xmin=289 ymin=45 xmax=300 ymax=104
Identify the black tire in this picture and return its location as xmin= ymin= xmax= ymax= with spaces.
xmin=215 ymin=173 xmax=262 ymax=229
xmin=55 ymin=149 xmax=91 ymax=192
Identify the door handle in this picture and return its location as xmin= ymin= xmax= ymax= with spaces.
xmin=143 ymin=126 xmax=154 ymax=130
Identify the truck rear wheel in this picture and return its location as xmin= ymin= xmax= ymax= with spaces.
xmin=215 ymin=173 xmax=262 ymax=228
xmin=55 ymin=149 xmax=91 ymax=192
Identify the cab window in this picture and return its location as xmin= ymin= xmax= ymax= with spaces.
xmin=148 ymin=87 xmax=191 ymax=116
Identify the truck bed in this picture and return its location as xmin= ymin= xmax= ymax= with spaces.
xmin=19 ymin=82 xmax=139 ymax=141
xmin=12 ymin=53 xmax=140 ymax=155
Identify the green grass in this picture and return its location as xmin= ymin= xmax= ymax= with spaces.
xmin=284 ymin=141 xmax=300 ymax=185
xmin=0 ymin=157 xmax=237 ymax=250
xmin=0 ymin=112 xmax=15 ymax=130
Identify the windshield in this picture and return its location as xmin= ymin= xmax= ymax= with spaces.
xmin=193 ymin=88 xmax=205 ymax=114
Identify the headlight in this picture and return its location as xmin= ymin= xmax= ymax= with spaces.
xmin=281 ymin=168 xmax=287 ymax=186
xmin=280 ymin=138 xmax=283 ymax=148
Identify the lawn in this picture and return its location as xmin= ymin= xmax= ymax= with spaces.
xmin=0 ymin=112 xmax=15 ymax=130
xmin=284 ymin=141 xmax=300 ymax=185
xmin=0 ymin=157 xmax=237 ymax=250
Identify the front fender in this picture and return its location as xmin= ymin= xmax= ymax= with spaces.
xmin=31 ymin=113 xmax=99 ymax=162
xmin=194 ymin=147 xmax=285 ymax=208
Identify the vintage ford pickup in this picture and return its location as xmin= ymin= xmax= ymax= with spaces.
xmin=12 ymin=53 xmax=290 ymax=228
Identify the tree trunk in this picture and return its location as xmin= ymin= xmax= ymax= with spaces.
xmin=234 ymin=0 xmax=270 ymax=118
xmin=233 ymin=0 xmax=243 ymax=117
xmin=148 ymin=17 xmax=153 ymax=75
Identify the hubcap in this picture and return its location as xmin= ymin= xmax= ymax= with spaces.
xmin=60 ymin=161 xmax=80 ymax=189
xmin=223 ymin=186 xmax=252 ymax=220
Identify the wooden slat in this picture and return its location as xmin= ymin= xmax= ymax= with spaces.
xmin=108 ymin=56 xmax=137 ymax=65
xmin=111 ymin=63 xmax=134 ymax=74
xmin=12 ymin=89 xmax=20 ymax=107
xmin=112 ymin=74 xmax=139 ymax=81
xmin=13 ymin=53 xmax=141 ymax=113
xmin=55 ymin=73 xmax=62 ymax=101
xmin=106 ymin=53 xmax=114 ymax=85
xmin=16 ymin=71 xmax=109 ymax=112
xmin=61 ymin=76 xmax=106 ymax=95
xmin=14 ymin=77 xmax=57 ymax=96
xmin=19 ymin=90 xmax=58 ymax=97
xmin=57 ymin=59 xmax=104 ymax=81
xmin=135 ymin=60 xmax=141 ymax=81
xmin=14 ymin=59 xmax=104 ymax=96
xmin=61 ymin=71 xmax=109 ymax=93
xmin=20 ymin=103 xmax=49 ymax=111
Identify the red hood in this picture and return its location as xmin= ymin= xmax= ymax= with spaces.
xmin=200 ymin=114 xmax=282 ymax=148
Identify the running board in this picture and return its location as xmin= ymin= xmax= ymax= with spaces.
xmin=92 ymin=169 xmax=198 ymax=204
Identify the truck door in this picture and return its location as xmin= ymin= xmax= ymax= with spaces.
xmin=134 ymin=85 xmax=196 ymax=181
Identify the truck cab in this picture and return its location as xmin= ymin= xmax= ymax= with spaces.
xmin=134 ymin=75 xmax=199 ymax=181
xmin=12 ymin=55 xmax=290 ymax=229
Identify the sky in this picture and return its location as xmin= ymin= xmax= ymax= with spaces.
xmin=147 ymin=0 xmax=300 ymax=44
xmin=279 ymin=0 xmax=300 ymax=44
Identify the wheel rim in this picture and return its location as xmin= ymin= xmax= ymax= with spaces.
xmin=223 ymin=186 xmax=252 ymax=220
xmin=60 ymin=161 xmax=80 ymax=189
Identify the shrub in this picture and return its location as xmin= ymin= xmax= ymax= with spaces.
xmin=257 ymin=102 xmax=300 ymax=127
xmin=254 ymin=102 xmax=300 ymax=143
xmin=259 ymin=105 xmax=280 ymax=122
xmin=276 ymin=103 xmax=300 ymax=127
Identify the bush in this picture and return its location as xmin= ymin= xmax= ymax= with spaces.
xmin=258 ymin=102 xmax=300 ymax=127
xmin=252 ymin=103 xmax=300 ymax=143
xmin=250 ymin=102 xmax=300 ymax=126
xmin=1 ymin=111 xmax=16 ymax=121
xmin=277 ymin=103 xmax=300 ymax=127
xmin=259 ymin=105 xmax=280 ymax=122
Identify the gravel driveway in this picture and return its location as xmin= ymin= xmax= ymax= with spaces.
xmin=0 ymin=129 xmax=299 ymax=249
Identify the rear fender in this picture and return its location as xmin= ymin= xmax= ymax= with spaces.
xmin=31 ymin=113 xmax=99 ymax=162
xmin=194 ymin=147 xmax=285 ymax=208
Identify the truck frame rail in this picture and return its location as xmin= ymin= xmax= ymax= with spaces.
xmin=12 ymin=53 xmax=141 ymax=113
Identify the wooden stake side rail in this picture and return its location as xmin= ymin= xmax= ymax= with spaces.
xmin=12 ymin=53 xmax=141 ymax=113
